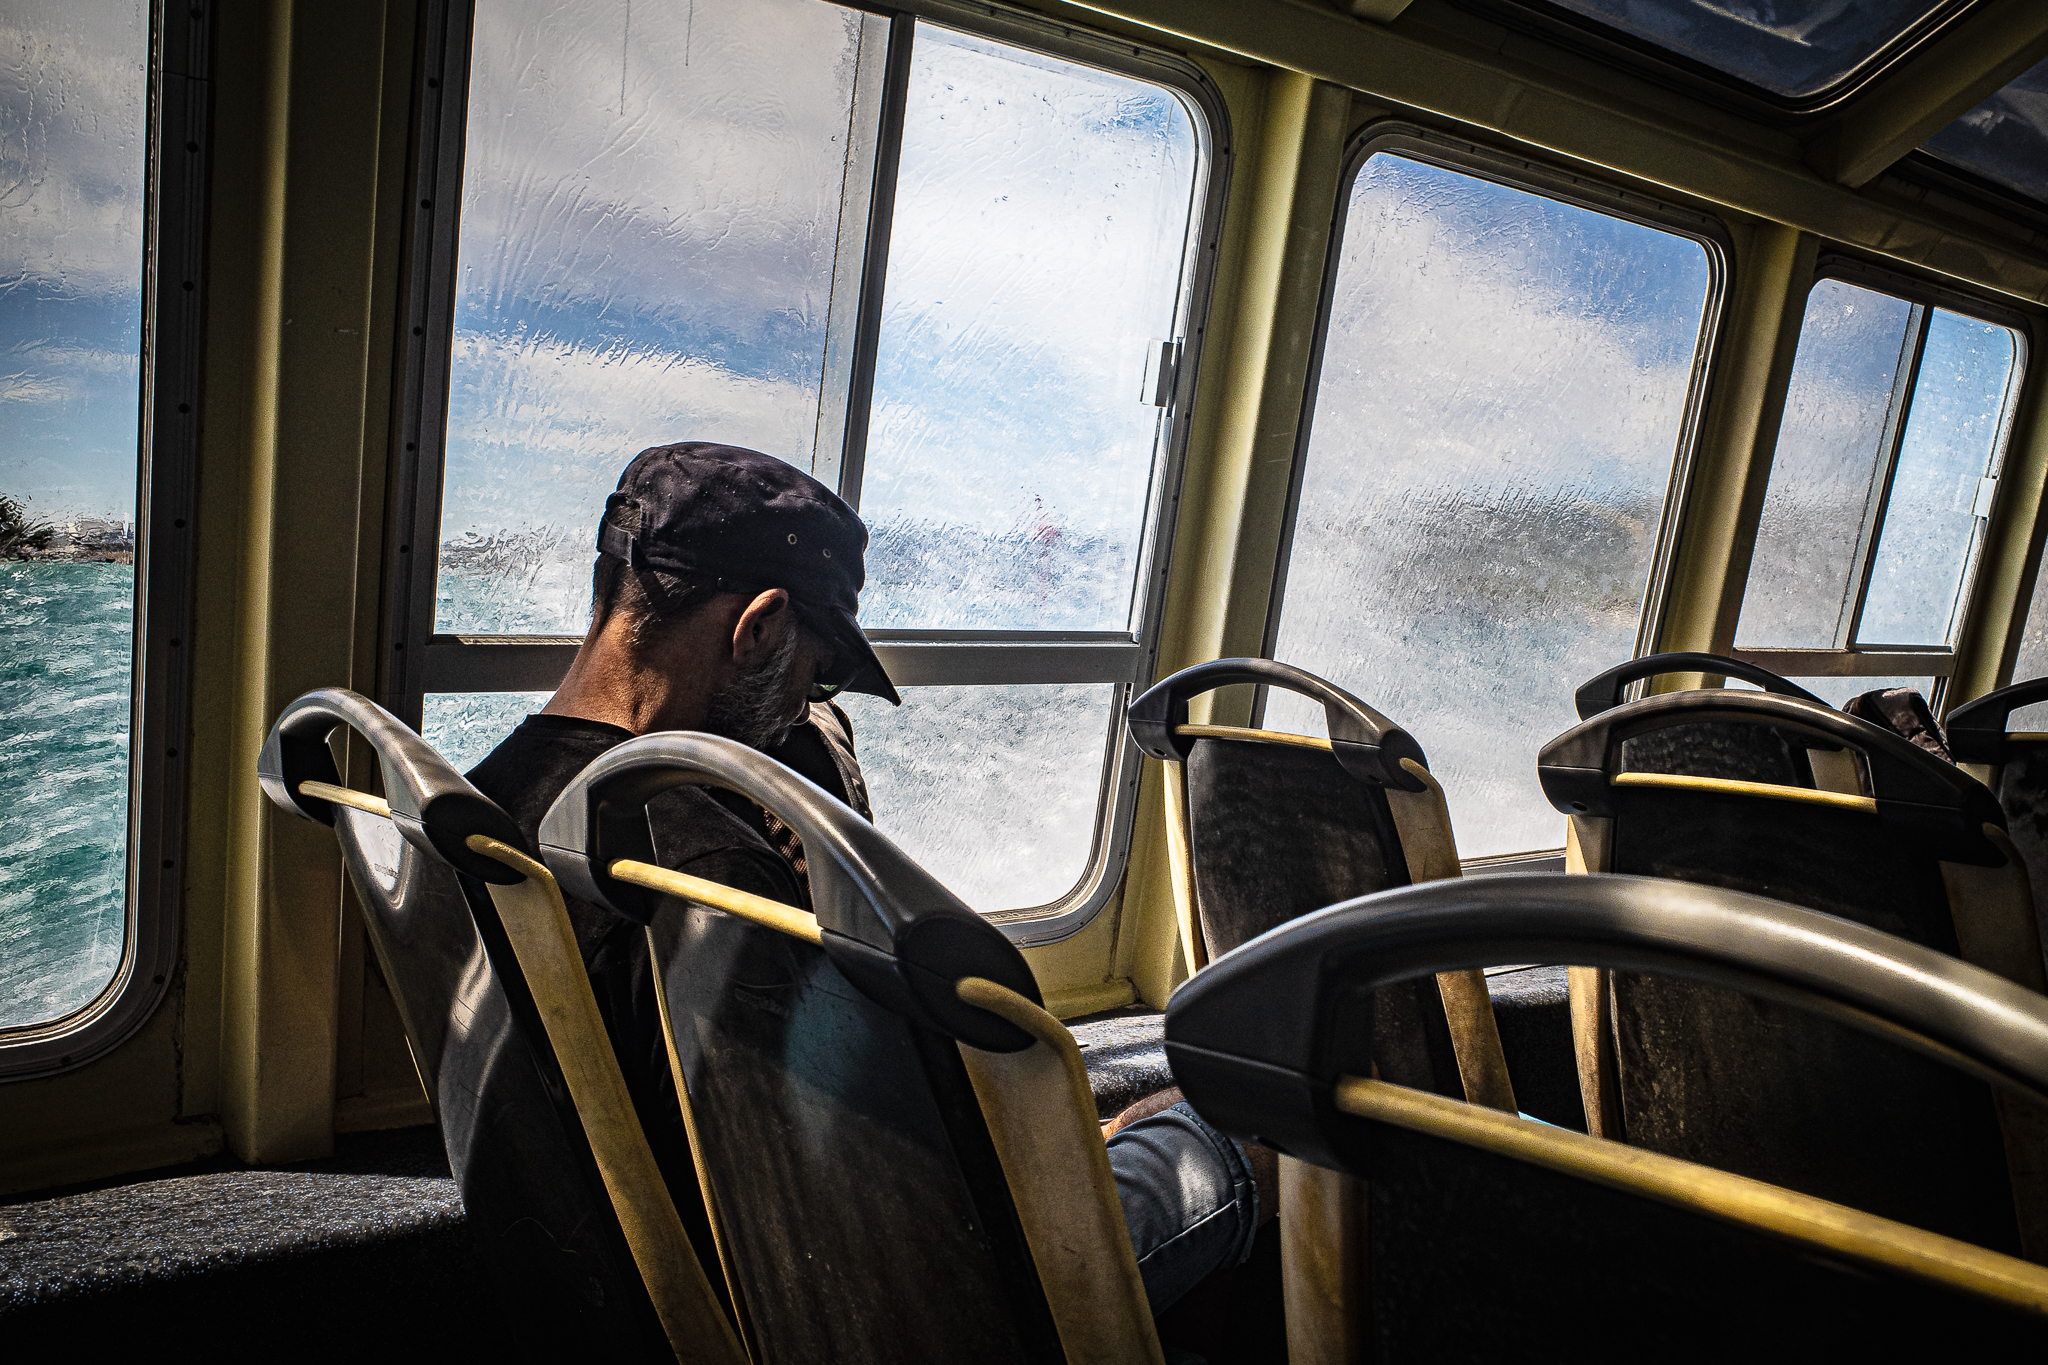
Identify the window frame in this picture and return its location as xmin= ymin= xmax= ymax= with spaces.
xmin=1730 ymin=254 xmax=2034 ymax=709
xmin=379 ymin=0 xmax=1231 ymax=946
xmin=1 ymin=0 xmax=212 ymax=1079
xmin=1259 ymin=121 xmax=1731 ymax=863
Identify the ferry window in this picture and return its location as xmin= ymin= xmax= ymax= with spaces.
xmin=0 ymin=5 xmax=149 ymax=1031
xmin=1267 ymin=147 xmax=1718 ymax=858
xmin=411 ymin=0 xmax=1214 ymax=925
xmin=1920 ymin=56 xmax=2048 ymax=208
xmin=1535 ymin=0 xmax=1956 ymax=101
xmin=1735 ymin=275 xmax=2025 ymax=701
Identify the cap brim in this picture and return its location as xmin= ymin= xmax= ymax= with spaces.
xmin=821 ymin=606 xmax=900 ymax=706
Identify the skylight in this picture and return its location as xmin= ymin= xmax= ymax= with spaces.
xmin=1920 ymin=56 xmax=2048 ymax=208
xmin=1542 ymin=0 xmax=1958 ymax=101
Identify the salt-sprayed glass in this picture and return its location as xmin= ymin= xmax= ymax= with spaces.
xmin=1268 ymin=153 xmax=1714 ymax=858
xmin=837 ymin=685 xmax=1114 ymax=910
xmin=439 ymin=0 xmax=872 ymax=634
xmin=1546 ymin=0 xmax=1942 ymax=100
xmin=1859 ymin=311 xmax=2018 ymax=646
xmin=1737 ymin=281 xmax=1914 ymax=649
xmin=1922 ymin=56 xmax=2048 ymax=206
xmin=425 ymin=691 xmax=553 ymax=774
xmin=0 ymin=1 xmax=148 ymax=1029
xmin=857 ymin=25 xmax=1199 ymax=632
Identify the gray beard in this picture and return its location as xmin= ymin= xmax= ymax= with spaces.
xmin=702 ymin=622 xmax=801 ymax=751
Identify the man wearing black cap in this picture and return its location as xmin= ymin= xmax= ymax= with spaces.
xmin=468 ymin=443 xmax=1268 ymax=1322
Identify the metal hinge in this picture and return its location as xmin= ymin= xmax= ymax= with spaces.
xmin=1140 ymin=339 xmax=1180 ymax=408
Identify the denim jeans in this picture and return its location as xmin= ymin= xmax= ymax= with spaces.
xmin=1105 ymin=1101 xmax=1261 ymax=1315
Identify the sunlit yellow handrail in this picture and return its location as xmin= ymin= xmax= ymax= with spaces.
xmin=299 ymin=779 xmax=391 ymax=818
xmin=609 ymin=858 xmax=822 ymax=945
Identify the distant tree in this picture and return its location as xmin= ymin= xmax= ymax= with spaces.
xmin=0 ymin=493 xmax=54 ymax=559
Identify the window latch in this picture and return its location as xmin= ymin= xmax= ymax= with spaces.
xmin=1954 ymin=474 xmax=1998 ymax=519
xmin=1141 ymin=340 xmax=1180 ymax=408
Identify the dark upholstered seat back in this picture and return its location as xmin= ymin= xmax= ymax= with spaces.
xmin=651 ymin=910 xmax=1058 ymax=1363
xmin=257 ymin=690 xmax=673 ymax=1354
xmin=1131 ymin=659 xmax=1501 ymax=1107
xmin=1166 ymin=875 xmax=2048 ymax=1355
xmin=1539 ymin=690 xmax=2043 ymax=1253
xmin=540 ymin=732 xmax=1071 ymax=1365
xmin=1579 ymin=652 xmax=1832 ymax=789
xmin=1184 ymin=738 xmax=1408 ymax=956
xmin=1951 ymin=677 xmax=2048 ymax=982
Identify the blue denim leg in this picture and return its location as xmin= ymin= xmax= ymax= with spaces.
xmin=1106 ymin=1101 xmax=1260 ymax=1315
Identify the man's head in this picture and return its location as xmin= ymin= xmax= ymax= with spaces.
xmin=547 ymin=443 xmax=898 ymax=748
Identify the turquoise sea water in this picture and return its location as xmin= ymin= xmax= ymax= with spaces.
xmin=0 ymin=562 xmax=134 ymax=1029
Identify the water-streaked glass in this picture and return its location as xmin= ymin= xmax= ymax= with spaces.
xmin=837 ymin=684 xmax=1115 ymax=911
xmin=425 ymin=691 xmax=553 ymax=774
xmin=0 ymin=1 xmax=149 ymax=1028
xmin=1545 ymin=0 xmax=1944 ymax=100
xmin=857 ymin=24 xmax=1200 ymax=632
xmin=439 ymin=0 xmax=871 ymax=634
xmin=1737 ymin=281 xmax=1915 ymax=649
xmin=1268 ymin=153 xmax=1715 ymax=857
xmin=1922 ymin=57 xmax=2048 ymax=207
xmin=1859 ymin=311 xmax=2017 ymax=645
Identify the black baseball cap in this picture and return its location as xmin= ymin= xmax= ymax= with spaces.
xmin=596 ymin=442 xmax=900 ymax=705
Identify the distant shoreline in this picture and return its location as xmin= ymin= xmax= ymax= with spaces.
xmin=7 ymin=549 xmax=135 ymax=565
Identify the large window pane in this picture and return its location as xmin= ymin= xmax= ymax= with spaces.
xmin=1544 ymin=0 xmax=1944 ymax=100
xmin=858 ymin=25 xmax=1199 ymax=632
xmin=1860 ymin=311 xmax=2017 ymax=645
xmin=1738 ymin=283 xmax=2022 ymax=655
xmin=837 ymin=685 xmax=1115 ymax=910
xmin=1737 ymin=280 xmax=1915 ymax=649
xmin=0 ymin=3 xmax=148 ymax=1029
xmin=440 ymin=0 xmax=873 ymax=634
xmin=425 ymin=691 xmax=553 ymax=773
xmin=1269 ymin=152 xmax=1715 ymax=857
xmin=1922 ymin=56 xmax=2048 ymax=207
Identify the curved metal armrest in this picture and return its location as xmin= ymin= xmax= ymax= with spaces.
xmin=536 ymin=730 xmax=1041 ymax=1052
xmin=1948 ymin=677 xmax=2048 ymax=764
xmin=1538 ymin=690 xmax=2005 ymax=863
xmin=1129 ymin=658 xmax=1426 ymax=791
xmin=1574 ymin=651 xmax=1825 ymax=720
xmin=257 ymin=687 xmax=527 ymax=884
xmin=1165 ymin=873 xmax=2048 ymax=1172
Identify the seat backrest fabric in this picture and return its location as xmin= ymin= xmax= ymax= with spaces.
xmin=1948 ymin=677 xmax=2048 ymax=981
xmin=1541 ymin=695 xmax=2025 ymax=1250
xmin=1360 ymin=1121 xmax=2040 ymax=1356
xmin=540 ymin=732 xmax=1067 ymax=1364
xmin=652 ymin=906 xmax=1061 ymax=1363
xmin=1183 ymin=738 xmax=1460 ymax=1097
xmin=260 ymin=692 xmax=672 ymax=1352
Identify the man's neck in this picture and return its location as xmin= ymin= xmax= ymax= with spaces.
xmin=543 ymin=615 xmax=721 ymax=735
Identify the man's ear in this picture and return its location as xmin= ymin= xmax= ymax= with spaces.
xmin=731 ymin=588 xmax=793 ymax=668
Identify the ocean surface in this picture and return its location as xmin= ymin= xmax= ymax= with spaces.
xmin=0 ymin=561 xmax=134 ymax=1029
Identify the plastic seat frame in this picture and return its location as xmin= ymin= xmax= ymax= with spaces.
xmin=257 ymin=688 xmax=743 ymax=1365
xmin=1167 ymin=873 xmax=2048 ymax=1359
xmin=537 ymin=729 xmax=1163 ymax=1365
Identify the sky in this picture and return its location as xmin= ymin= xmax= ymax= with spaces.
xmin=0 ymin=0 xmax=148 ymax=526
